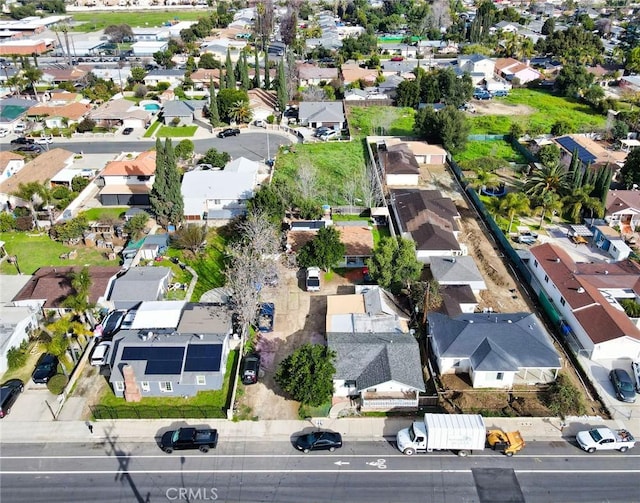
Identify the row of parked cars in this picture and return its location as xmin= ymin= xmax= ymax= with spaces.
xmin=473 ymin=88 xmax=509 ymax=100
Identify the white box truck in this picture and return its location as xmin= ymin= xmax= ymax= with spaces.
xmin=396 ymin=414 xmax=487 ymax=457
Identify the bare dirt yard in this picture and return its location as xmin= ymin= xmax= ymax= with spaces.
xmin=471 ymin=100 xmax=536 ymax=116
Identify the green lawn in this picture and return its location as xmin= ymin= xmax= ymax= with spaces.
xmin=143 ymin=120 xmax=161 ymax=138
xmin=274 ymin=141 xmax=367 ymax=206
xmin=186 ymin=230 xmax=228 ymax=302
xmin=78 ymin=207 xmax=128 ymax=222
xmin=470 ymin=89 xmax=607 ymax=135
xmin=156 ymin=125 xmax=198 ymax=138
xmin=372 ymin=225 xmax=391 ymax=246
xmin=71 ymin=10 xmax=209 ymax=32
xmin=348 ymin=106 xmax=416 ymax=138
xmin=0 ymin=232 xmax=113 ymax=275
xmin=455 ymin=140 xmax=528 ymax=164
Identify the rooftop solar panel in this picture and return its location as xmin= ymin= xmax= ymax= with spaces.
xmin=121 ymin=346 xmax=185 ymax=375
xmin=556 ymin=137 xmax=597 ymax=164
xmin=184 ymin=344 xmax=222 ymax=372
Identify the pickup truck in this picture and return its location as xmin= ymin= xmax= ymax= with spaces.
xmin=576 ymin=427 xmax=635 ymax=453
xmin=257 ymin=302 xmax=275 ymax=332
xmin=160 ymin=427 xmax=218 ymax=453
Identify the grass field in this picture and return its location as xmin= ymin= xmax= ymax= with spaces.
xmin=470 ymin=89 xmax=607 ymax=135
xmin=188 ymin=230 xmax=228 ymax=302
xmin=78 ymin=207 xmax=128 ymax=221
xmin=274 ymin=140 xmax=367 ymax=206
xmin=157 ymin=125 xmax=198 ymax=138
xmin=71 ymin=10 xmax=209 ymax=32
xmin=348 ymin=106 xmax=416 ymax=138
xmin=455 ymin=140 xmax=528 ymax=164
xmin=0 ymin=232 xmax=112 ymax=275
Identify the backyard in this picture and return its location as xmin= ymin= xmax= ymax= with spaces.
xmin=455 ymin=139 xmax=528 ymax=165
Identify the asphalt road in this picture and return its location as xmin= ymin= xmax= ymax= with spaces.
xmin=1 ymin=441 xmax=638 ymax=502
xmin=0 ymin=132 xmax=293 ymax=162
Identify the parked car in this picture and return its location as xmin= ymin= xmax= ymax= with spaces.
xmin=390 ymin=56 xmax=404 ymax=61
xmin=0 ymin=379 xmax=24 ymax=418
xmin=257 ymin=302 xmax=275 ymax=332
xmin=217 ymin=128 xmax=240 ymax=138
xmin=34 ymin=136 xmax=53 ymax=144
xmin=122 ymin=127 xmax=134 ymax=135
xmin=13 ymin=123 xmax=26 ymax=133
xmin=241 ymin=353 xmax=261 ymax=385
xmin=97 ymin=309 xmax=127 ymax=340
xmin=160 ymin=427 xmax=218 ymax=454
xmin=13 ymin=145 xmax=42 ymax=153
xmin=473 ymin=90 xmax=492 ymax=100
xmin=90 ymin=341 xmax=112 ymax=366
xmin=320 ymin=130 xmax=339 ymax=141
xmin=610 ymin=368 xmax=636 ymax=403
xmin=492 ymin=90 xmax=509 ymax=97
xmin=306 ymin=267 xmax=321 ymax=292
xmin=253 ymin=119 xmax=267 ymax=128
xmin=32 ymin=353 xmax=58 ymax=384
xmin=10 ymin=137 xmax=34 ymax=145
xmin=295 ymin=430 xmax=343 ymax=453
xmin=314 ymin=127 xmax=330 ymax=137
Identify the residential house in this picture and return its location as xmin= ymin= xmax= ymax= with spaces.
xmin=105 ymin=266 xmax=172 ymax=310
xmin=589 ymin=221 xmax=631 ymax=261
xmin=527 ymin=242 xmax=640 ymax=360
xmin=440 ymin=285 xmax=479 ymax=316
xmin=40 ymin=66 xmax=88 ymax=86
xmin=161 ymin=99 xmax=206 ymax=126
xmin=143 ymin=69 xmax=185 ymax=88
xmin=341 ymin=63 xmax=378 ymax=86
xmin=605 ymin=190 xmax=640 ymax=235
xmin=298 ymin=101 xmax=345 ymax=129
xmin=0 ymin=97 xmax=38 ymax=131
xmin=379 ymin=142 xmax=420 ymax=186
xmin=327 ymin=286 xmax=424 ymax=410
xmin=620 ymin=75 xmax=640 ymax=93
xmin=344 ymin=88 xmax=389 ymax=102
xmin=90 ymin=66 xmax=132 ymax=89
xmin=90 ymin=98 xmax=152 ymax=129
xmin=376 ymin=73 xmax=406 ymax=99
xmin=417 ymin=40 xmax=459 ymax=55
xmin=190 ymin=68 xmax=222 ymax=90
xmin=286 ymin=220 xmax=374 ymax=268
xmin=554 ymin=135 xmax=627 ymax=170
xmin=108 ymin=302 xmax=232 ymax=399
xmin=199 ymin=38 xmax=247 ymax=61
xmin=494 ymin=58 xmax=542 ymax=84
xmin=400 ymin=140 xmax=447 ymax=165
xmin=12 ymin=266 xmax=121 ymax=313
xmin=132 ymin=40 xmax=169 ymax=57
xmin=390 ymin=189 xmax=464 ymax=263
xmin=429 ymin=256 xmax=487 ymax=294
xmin=131 ymin=27 xmax=170 ymax=41
xmin=0 ymin=274 xmax=38 ymax=373
xmin=456 ymin=54 xmax=496 ymax=84
xmin=247 ymin=89 xmax=278 ymax=122
xmin=0 ymin=151 xmax=25 ymax=181
xmin=428 ymin=312 xmax=562 ymax=388
xmin=492 ymin=21 xmax=522 ymax=34
xmin=97 ymin=151 xmax=156 ymax=206
xmin=0 ymin=148 xmax=75 ymax=196
xmin=296 ymin=63 xmax=339 ymax=87
xmin=181 ymin=158 xmax=258 ymax=222
xmin=26 ymin=101 xmax=91 ymax=128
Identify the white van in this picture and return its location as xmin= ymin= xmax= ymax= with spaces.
xmin=13 ymin=123 xmax=26 ymax=133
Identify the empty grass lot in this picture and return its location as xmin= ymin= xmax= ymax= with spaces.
xmin=156 ymin=125 xmax=198 ymax=138
xmin=348 ymin=106 xmax=416 ymax=138
xmin=469 ymin=89 xmax=607 ymax=135
xmin=455 ymin=140 xmax=528 ymax=164
xmin=71 ymin=11 xmax=207 ymax=32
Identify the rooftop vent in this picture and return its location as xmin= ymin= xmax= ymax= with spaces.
xmin=577 ymin=287 xmax=585 ymax=294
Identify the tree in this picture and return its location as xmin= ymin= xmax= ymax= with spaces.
xmin=541 ymin=18 xmax=555 ymax=35
xmin=172 ymin=224 xmax=207 ymax=255
xmin=550 ymin=120 xmax=572 ymax=137
xmin=619 ymin=148 xmax=640 ymax=189
xmin=248 ymin=184 xmax=288 ymax=225
xmin=276 ymin=58 xmax=288 ymax=111
xmin=500 ymin=192 xmax=530 ymax=233
xmin=561 ymin=184 xmax=603 ymax=223
xmin=275 ymin=344 xmax=336 ymax=406
xmin=61 ymin=266 xmax=92 ymax=314
xmin=253 ymin=49 xmax=261 ymax=88
xmin=612 ymin=120 xmax=630 ymax=141
xmin=537 ymin=144 xmax=561 ymax=167
xmin=104 ymin=24 xmax=133 ymax=43
xmin=76 ymin=118 xmax=96 ymax=133
xmin=555 ymin=64 xmax=594 ymax=96
xmin=198 ymin=53 xmax=221 ymax=69
xmin=280 ymin=7 xmax=298 ymax=47
xmin=626 ymin=47 xmax=640 ymax=74
xmin=217 ymin=88 xmax=249 ymax=123
xmin=124 ymin=212 xmax=149 ymax=240
xmin=524 ymin=162 xmax=570 ymax=199
xmin=174 ymin=139 xmax=194 ymax=160
xmin=414 ymin=106 xmax=470 ymax=153
xmin=153 ymin=50 xmax=175 ymax=69
xmin=133 ymin=84 xmax=147 ymax=98
xmin=207 ymin=81 xmax=220 ymax=127
xmin=22 ymin=64 xmax=43 ymax=100
xmin=200 ymin=148 xmax=230 ymax=167
xmin=545 ymin=373 xmax=586 ymax=417
xmin=229 ymin=100 xmax=252 ymax=124
xmin=150 ymin=139 xmax=183 ymax=226
xmin=367 ymin=237 xmax=422 ymax=294
xmin=296 ymin=226 xmax=345 ymax=271
xmin=225 ymin=49 xmax=235 ymax=89
xmin=263 ymin=51 xmax=271 ymax=89
xmin=130 ymin=66 xmax=146 ymax=83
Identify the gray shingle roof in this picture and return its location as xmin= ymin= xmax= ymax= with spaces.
xmin=107 ymin=266 xmax=171 ymax=304
xmin=428 ymin=312 xmax=561 ymax=371
xmin=430 ymin=256 xmax=486 ymax=286
xmin=328 ymin=332 xmax=425 ymax=392
xmin=298 ymin=101 xmax=344 ymax=123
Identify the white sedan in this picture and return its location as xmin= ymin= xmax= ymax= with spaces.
xmin=34 ymin=136 xmax=53 ymax=144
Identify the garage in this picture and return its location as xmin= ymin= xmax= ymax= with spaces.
xmin=99 ymin=185 xmax=150 ymax=206
xmin=122 ymin=118 xmax=146 ymax=129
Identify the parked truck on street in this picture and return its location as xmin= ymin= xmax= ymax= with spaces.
xmin=160 ymin=427 xmax=218 ymax=454
xmin=396 ymin=413 xmax=525 ymax=457
xmin=576 ymin=427 xmax=635 ymax=453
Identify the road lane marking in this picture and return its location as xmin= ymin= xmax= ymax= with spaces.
xmin=366 ymin=459 xmax=387 ymax=469
xmin=2 ymin=454 xmax=638 ymax=459
xmin=334 ymin=461 xmax=350 ymax=466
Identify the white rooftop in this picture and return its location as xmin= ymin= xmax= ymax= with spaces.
xmin=130 ymin=300 xmax=186 ymax=329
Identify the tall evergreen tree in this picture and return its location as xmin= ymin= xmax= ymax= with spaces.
xmin=276 ymin=58 xmax=288 ymax=110
xmin=594 ymin=164 xmax=613 ymax=205
xmin=568 ymin=148 xmax=583 ymax=190
xmin=208 ymin=78 xmax=220 ymax=127
xmin=253 ymin=49 xmax=261 ymax=89
xmin=240 ymin=52 xmax=251 ymax=90
xmin=225 ymin=49 xmax=235 ymax=89
xmin=263 ymin=51 xmax=271 ymax=89
xmin=163 ymin=139 xmax=184 ymax=225
xmin=150 ymin=138 xmax=168 ymax=222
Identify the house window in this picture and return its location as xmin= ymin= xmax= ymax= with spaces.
xmin=137 ymin=175 xmax=150 ymax=181
xmin=560 ymin=297 xmax=566 ymax=306
xmin=544 ymin=274 xmax=549 ymax=283
xmin=534 ymin=260 xmax=538 ymax=268
xmin=213 ymin=199 xmax=221 ymax=205
xmin=345 ymin=380 xmax=356 ymax=387
xmin=196 ymin=375 xmax=206 ymax=386
xmin=159 ymin=381 xmax=173 ymax=392
xmin=496 ymin=372 xmax=504 ymax=381
xmin=114 ymin=381 xmax=125 ymax=392
xmin=141 ymin=381 xmax=150 ymax=392
xmin=367 ymin=388 xmax=377 ymax=392
xmin=453 ymin=360 xmax=460 ymax=367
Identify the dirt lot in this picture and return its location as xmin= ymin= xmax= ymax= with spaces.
xmin=470 ymin=100 xmax=535 ymax=116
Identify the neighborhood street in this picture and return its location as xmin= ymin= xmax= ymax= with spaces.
xmin=1 ymin=440 xmax=638 ymax=503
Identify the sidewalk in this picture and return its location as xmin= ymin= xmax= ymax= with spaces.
xmin=0 ymin=416 xmax=627 ymax=445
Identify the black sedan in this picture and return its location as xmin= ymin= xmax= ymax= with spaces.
xmin=610 ymin=368 xmax=636 ymax=403
xmin=217 ymin=128 xmax=240 ymax=138
xmin=122 ymin=127 xmax=134 ymax=135
xmin=32 ymin=353 xmax=58 ymax=384
xmin=295 ymin=430 xmax=343 ymax=453
xmin=0 ymin=379 xmax=24 ymax=418
xmin=10 ymin=137 xmax=34 ymax=145
xmin=13 ymin=145 xmax=42 ymax=153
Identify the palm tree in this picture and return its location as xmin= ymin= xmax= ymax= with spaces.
xmin=523 ymin=162 xmax=570 ymax=199
xmin=468 ymin=168 xmax=499 ymax=191
xmin=229 ymin=100 xmax=253 ymax=124
xmin=22 ymin=65 xmax=43 ymax=101
xmin=61 ymin=267 xmax=93 ymax=320
xmin=561 ymin=184 xmax=604 ymax=223
xmin=500 ymin=192 xmax=530 ymax=234
xmin=535 ymin=190 xmax=563 ymax=229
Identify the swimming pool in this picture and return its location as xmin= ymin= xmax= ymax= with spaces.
xmin=144 ymin=103 xmax=161 ymax=111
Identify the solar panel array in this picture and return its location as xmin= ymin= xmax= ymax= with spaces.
xmin=184 ymin=344 xmax=222 ymax=372
xmin=556 ymin=137 xmax=597 ymax=164
xmin=121 ymin=346 xmax=185 ymax=375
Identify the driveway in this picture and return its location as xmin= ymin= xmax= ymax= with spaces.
xmin=2 ymin=381 xmax=58 ymax=422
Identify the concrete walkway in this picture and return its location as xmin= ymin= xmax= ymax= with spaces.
xmin=0 ymin=416 xmax=627 ymax=445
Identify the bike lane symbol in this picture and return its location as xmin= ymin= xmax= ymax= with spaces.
xmin=366 ymin=459 xmax=387 ymax=469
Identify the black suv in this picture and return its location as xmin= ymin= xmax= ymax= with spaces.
xmin=10 ymin=137 xmax=34 ymax=145
xmin=0 ymin=379 xmax=24 ymax=418
xmin=241 ymin=353 xmax=261 ymax=385
xmin=217 ymin=128 xmax=240 ymax=138
xmin=32 ymin=353 xmax=58 ymax=384
xmin=610 ymin=368 xmax=636 ymax=403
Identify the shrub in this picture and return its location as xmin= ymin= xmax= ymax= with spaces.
xmin=6 ymin=345 xmax=27 ymax=370
xmin=0 ymin=212 xmax=16 ymax=232
xmin=266 ymin=114 xmax=275 ymax=124
xmin=15 ymin=215 xmax=34 ymax=231
xmin=133 ymin=84 xmax=148 ymax=98
xmin=51 ymin=186 xmax=71 ymax=200
xmin=47 ymin=374 xmax=68 ymax=395
xmin=76 ymin=118 xmax=96 ymax=133
xmin=71 ymin=176 xmax=90 ymax=192
xmin=544 ymin=373 xmax=586 ymax=418
xmin=171 ymin=117 xmax=181 ymax=126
